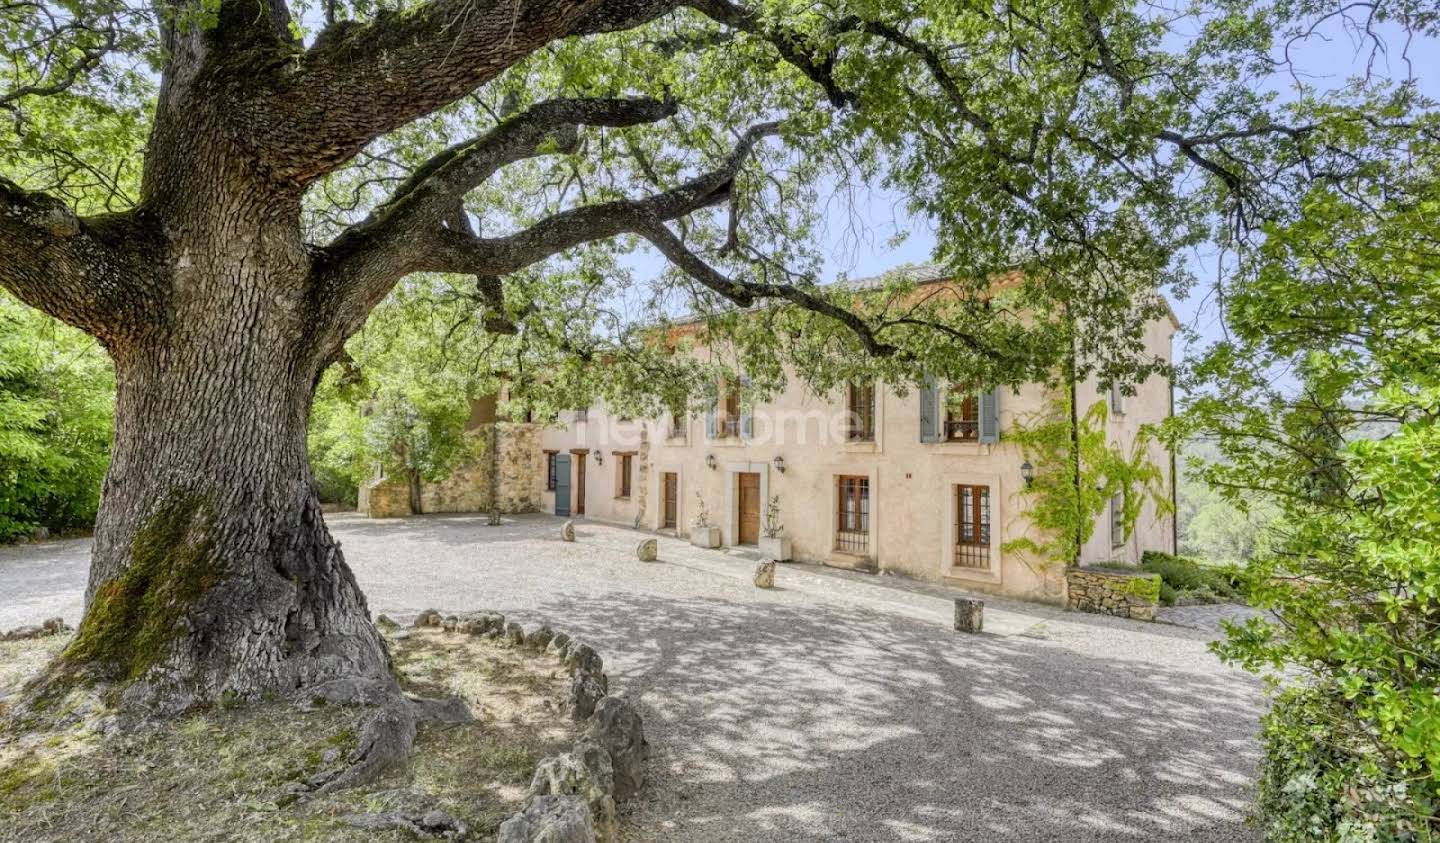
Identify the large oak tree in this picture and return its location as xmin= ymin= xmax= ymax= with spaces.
xmin=0 ymin=0 xmax=1395 ymax=730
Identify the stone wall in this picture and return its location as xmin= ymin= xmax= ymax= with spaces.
xmin=361 ymin=422 xmax=544 ymax=518
xmin=1065 ymin=567 xmax=1161 ymax=622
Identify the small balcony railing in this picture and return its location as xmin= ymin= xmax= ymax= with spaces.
xmin=944 ymin=419 xmax=978 ymax=441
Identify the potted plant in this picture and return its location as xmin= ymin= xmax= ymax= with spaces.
xmin=758 ymin=495 xmax=792 ymax=561
xmin=689 ymin=492 xmax=721 ymax=548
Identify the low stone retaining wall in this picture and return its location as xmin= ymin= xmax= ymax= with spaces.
xmin=408 ymin=609 xmax=646 ymax=843
xmin=1066 ymin=567 xmax=1161 ymax=622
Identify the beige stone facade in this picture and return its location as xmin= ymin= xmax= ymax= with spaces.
xmin=361 ymin=422 xmax=545 ymax=518
xmin=538 ymin=291 xmax=1178 ymax=605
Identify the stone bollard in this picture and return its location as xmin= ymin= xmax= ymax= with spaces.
xmin=561 ymin=520 xmax=576 ymax=542
xmin=953 ymin=597 xmax=984 ymax=633
xmin=635 ymin=538 xmax=657 ymax=562
xmin=753 ymin=560 xmax=776 ymax=589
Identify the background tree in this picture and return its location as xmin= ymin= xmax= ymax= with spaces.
xmin=0 ymin=292 xmax=114 ymax=541
xmin=1177 ymin=105 xmax=1440 ymax=838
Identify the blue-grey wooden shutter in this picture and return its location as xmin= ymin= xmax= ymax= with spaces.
xmin=919 ymin=376 xmax=939 ymax=442
xmin=554 ymin=454 xmax=571 ymax=516
xmin=979 ymin=387 xmax=1001 ymax=443
xmin=705 ymin=402 xmax=716 ymax=439
xmin=739 ymin=374 xmax=753 ymax=439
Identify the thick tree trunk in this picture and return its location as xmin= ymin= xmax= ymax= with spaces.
xmin=52 ymin=191 xmax=394 ymax=715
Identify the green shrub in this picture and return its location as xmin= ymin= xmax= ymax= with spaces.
xmin=1256 ymin=683 xmax=1439 ymax=842
xmin=1139 ymin=550 xmax=1244 ymax=604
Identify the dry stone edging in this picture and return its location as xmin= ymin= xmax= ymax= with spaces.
xmin=2 ymin=617 xmax=70 ymax=641
xmin=405 ymin=609 xmax=648 ymax=842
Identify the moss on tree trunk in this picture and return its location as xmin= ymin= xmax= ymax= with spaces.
xmin=63 ymin=493 xmax=220 ymax=682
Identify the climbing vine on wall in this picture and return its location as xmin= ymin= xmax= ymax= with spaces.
xmin=1001 ymin=397 xmax=1171 ymax=567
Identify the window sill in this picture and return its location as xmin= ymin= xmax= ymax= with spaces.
xmin=928 ymin=442 xmax=993 ymax=456
xmin=826 ymin=551 xmax=877 ymax=572
xmin=665 ymin=436 xmax=688 ymax=445
xmin=707 ymin=438 xmax=746 ymax=447
xmin=945 ymin=565 xmax=1001 ymax=584
xmin=841 ymin=440 xmax=878 ymax=454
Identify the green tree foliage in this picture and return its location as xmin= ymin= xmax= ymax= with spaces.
xmin=309 ymin=276 xmax=506 ymax=505
xmin=0 ymin=293 xmax=113 ymax=540
xmin=1178 ymin=105 xmax=1440 ymax=839
xmin=1177 ymin=441 xmax=1280 ymax=563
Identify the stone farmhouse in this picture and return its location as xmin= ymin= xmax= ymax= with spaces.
xmin=360 ymin=265 xmax=1178 ymax=604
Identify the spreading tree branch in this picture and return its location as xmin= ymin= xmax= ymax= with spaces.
xmin=0 ymin=177 xmax=156 ymax=344
xmin=259 ymin=0 xmax=683 ymax=182
xmin=310 ymin=96 xmax=688 ymax=347
xmin=408 ymin=121 xmax=779 ymax=278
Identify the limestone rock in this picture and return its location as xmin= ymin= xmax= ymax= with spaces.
xmin=375 ymin=614 xmax=399 ymax=631
xmin=546 ymin=631 xmax=572 ymax=657
xmin=505 ymin=621 xmax=526 ymax=645
xmin=339 ymin=809 xmax=467 ymax=839
xmin=753 ymin=560 xmax=776 ymax=589
xmin=584 ymin=697 xmax=647 ymax=802
xmin=561 ymin=520 xmax=576 ymax=542
xmin=635 ymin=538 xmax=657 ymax=562
xmin=563 ymin=641 xmax=603 ymax=675
xmin=529 ymin=741 xmax=618 ymax=843
xmin=458 ymin=612 xmax=504 ymax=636
xmin=2 ymin=618 xmax=70 ymax=641
xmin=414 ymin=609 xmax=443 ymax=628
xmin=526 ymin=625 xmax=556 ymax=651
xmin=497 ymin=795 xmax=596 ymax=843
xmin=569 ymin=670 xmax=607 ymax=721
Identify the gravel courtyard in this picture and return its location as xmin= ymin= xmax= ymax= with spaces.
xmin=0 ymin=513 xmax=1265 ymax=842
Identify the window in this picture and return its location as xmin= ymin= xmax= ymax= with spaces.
xmin=575 ymin=408 xmax=589 ymax=423
xmin=668 ymin=406 xmax=687 ymax=440
xmin=835 ymin=475 xmax=870 ymax=554
xmin=1109 ymin=383 xmax=1125 ymax=416
xmin=954 ymin=484 xmax=992 ymax=569
xmin=719 ymin=380 xmax=741 ymax=438
xmin=945 ymin=389 xmax=980 ymax=441
xmin=616 ymin=453 xmax=633 ymax=499
xmin=545 ymin=451 xmax=558 ymax=491
xmin=846 ymin=381 xmax=875 ymax=441
xmin=1110 ymin=494 xmax=1126 ymax=548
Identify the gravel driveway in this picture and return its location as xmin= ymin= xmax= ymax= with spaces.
xmin=0 ymin=513 xmax=1265 ymax=842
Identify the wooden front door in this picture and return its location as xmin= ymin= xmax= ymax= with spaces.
xmin=662 ymin=472 xmax=678 ymax=529
xmin=737 ymin=472 xmax=761 ymax=545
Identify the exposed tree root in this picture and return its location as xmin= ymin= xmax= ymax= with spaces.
xmin=309 ymin=691 xmax=472 ymax=795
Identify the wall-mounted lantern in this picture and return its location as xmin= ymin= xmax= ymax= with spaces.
xmin=705 ymin=453 xmax=717 ymax=470
xmin=773 ymin=455 xmax=786 ymax=474
xmin=1020 ymin=460 xmax=1035 ymax=488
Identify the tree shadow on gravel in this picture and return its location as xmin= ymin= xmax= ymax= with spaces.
xmin=525 ymin=591 xmax=1264 ymax=843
